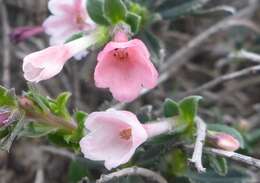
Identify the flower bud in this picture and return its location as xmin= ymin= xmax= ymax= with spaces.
xmin=207 ymin=132 xmax=240 ymax=151
xmin=0 ymin=110 xmax=11 ymax=126
xmin=10 ymin=26 xmax=44 ymax=43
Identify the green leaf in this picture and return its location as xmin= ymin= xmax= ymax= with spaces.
xmin=209 ymin=155 xmax=228 ymax=176
xmin=87 ymin=0 xmax=110 ymax=25
xmin=0 ymin=86 xmax=17 ymax=108
xmin=50 ymin=92 xmax=71 ymax=119
xmin=167 ymin=149 xmax=188 ymax=176
xmin=104 ymin=0 xmax=127 ymax=24
xmin=125 ymin=12 xmax=141 ymax=34
xmin=19 ymin=122 xmax=57 ymax=138
xmin=179 ymin=96 xmax=202 ymax=124
xmin=163 ymin=98 xmax=179 ymax=117
xmin=68 ymin=160 xmax=90 ymax=183
xmin=208 ymin=124 xmax=245 ymax=149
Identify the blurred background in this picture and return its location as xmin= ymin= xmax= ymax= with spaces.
xmin=1 ymin=0 xmax=260 ymax=182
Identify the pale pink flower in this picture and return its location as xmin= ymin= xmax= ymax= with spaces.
xmin=79 ymin=110 xmax=148 ymax=170
xmin=94 ymin=32 xmax=159 ymax=102
xmin=43 ymin=0 xmax=95 ymax=45
xmin=79 ymin=110 xmax=173 ymax=170
xmin=23 ymin=36 xmax=91 ymax=82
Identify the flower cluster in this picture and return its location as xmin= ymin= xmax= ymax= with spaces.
xmin=22 ymin=0 xmax=158 ymax=103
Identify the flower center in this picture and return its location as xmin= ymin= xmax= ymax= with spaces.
xmin=119 ymin=128 xmax=132 ymax=140
xmin=113 ymin=48 xmax=129 ymax=60
xmin=76 ymin=15 xmax=85 ymax=26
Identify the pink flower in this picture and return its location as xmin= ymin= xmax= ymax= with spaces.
xmin=80 ymin=109 xmax=148 ymax=170
xmin=10 ymin=26 xmax=44 ymax=43
xmin=79 ymin=109 xmax=174 ymax=169
xmin=43 ymin=0 xmax=95 ymax=45
xmin=94 ymin=32 xmax=159 ymax=102
xmin=23 ymin=36 xmax=91 ymax=82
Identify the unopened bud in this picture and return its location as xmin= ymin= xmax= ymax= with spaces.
xmin=10 ymin=26 xmax=44 ymax=43
xmin=0 ymin=110 xmax=11 ymax=126
xmin=207 ymin=132 xmax=240 ymax=151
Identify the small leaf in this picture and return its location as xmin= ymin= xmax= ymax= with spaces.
xmin=208 ymin=155 xmax=228 ymax=176
xmin=179 ymin=96 xmax=202 ymax=124
xmin=208 ymin=124 xmax=245 ymax=149
xmin=87 ymin=0 xmax=110 ymax=25
xmin=163 ymin=98 xmax=179 ymax=117
xmin=104 ymin=0 xmax=127 ymax=24
xmin=52 ymin=92 xmax=71 ymax=119
xmin=125 ymin=12 xmax=141 ymax=33
xmin=0 ymin=85 xmax=17 ymax=108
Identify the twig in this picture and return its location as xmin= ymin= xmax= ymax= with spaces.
xmin=0 ymin=0 xmax=11 ymax=87
xmin=190 ymin=117 xmax=207 ymax=172
xmin=96 ymin=167 xmax=168 ymax=183
xmin=180 ymin=65 xmax=260 ymax=97
xmin=204 ymin=148 xmax=260 ymax=168
xmin=111 ymin=0 xmax=258 ymax=110
xmin=230 ymin=49 xmax=260 ymax=63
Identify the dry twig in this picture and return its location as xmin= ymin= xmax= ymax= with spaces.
xmin=190 ymin=117 xmax=207 ymax=172
xmin=96 ymin=167 xmax=168 ymax=183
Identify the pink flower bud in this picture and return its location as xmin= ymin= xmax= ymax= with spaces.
xmin=0 ymin=110 xmax=11 ymax=126
xmin=208 ymin=132 xmax=240 ymax=151
xmin=80 ymin=109 xmax=174 ymax=170
xmin=94 ymin=31 xmax=159 ymax=102
xmin=23 ymin=36 xmax=91 ymax=82
xmin=10 ymin=26 xmax=44 ymax=43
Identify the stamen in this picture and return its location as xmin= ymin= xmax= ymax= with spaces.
xmin=113 ymin=48 xmax=129 ymax=60
xmin=119 ymin=128 xmax=132 ymax=140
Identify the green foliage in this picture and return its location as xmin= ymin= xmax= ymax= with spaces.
xmin=179 ymin=96 xmax=202 ymax=124
xmin=163 ymin=98 xmax=179 ymax=117
xmin=208 ymin=124 xmax=245 ymax=149
xmin=166 ymin=149 xmax=188 ymax=176
xmin=208 ymin=155 xmax=228 ymax=176
xmin=0 ymin=85 xmax=17 ymax=108
xmin=104 ymin=0 xmax=127 ymax=24
xmin=87 ymin=0 xmax=110 ymax=25
xmin=48 ymin=111 xmax=87 ymax=151
xmin=125 ymin=12 xmax=141 ymax=33
xmin=68 ymin=160 xmax=90 ymax=183
xmin=48 ymin=92 xmax=71 ymax=120
xmin=20 ymin=122 xmax=57 ymax=138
